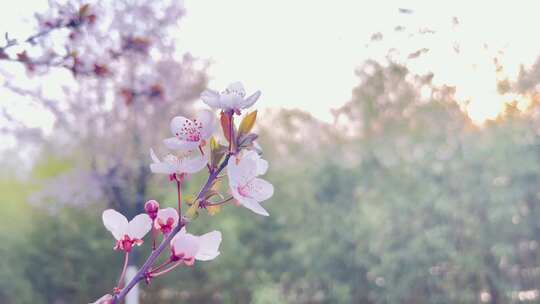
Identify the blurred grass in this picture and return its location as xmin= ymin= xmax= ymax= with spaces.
xmin=0 ymin=155 xmax=73 ymax=237
xmin=0 ymin=180 xmax=34 ymax=237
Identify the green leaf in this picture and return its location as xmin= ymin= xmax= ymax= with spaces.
xmin=238 ymin=111 xmax=257 ymax=137
xmin=210 ymin=137 xmax=228 ymax=169
xmin=185 ymin=200 xmax=200 ymax=219
xmin=207 ymin=205 xmax=221 ymax=216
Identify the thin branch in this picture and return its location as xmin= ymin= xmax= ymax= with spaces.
xmin=148 ymin=261 xmax=182 ymax=278
xmin=207 ymin=196 xmax=234 ymax=206
xmin=112 ymin=153 xmax=232 ymax=303
xmin=115 ymin=252 xmax=130 ymax=290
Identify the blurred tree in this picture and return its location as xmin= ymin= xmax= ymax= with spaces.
xmin=1 ymin=0 xmax=207 ymax=214
xmin=0 ymin=1 xmax=207 ymax=302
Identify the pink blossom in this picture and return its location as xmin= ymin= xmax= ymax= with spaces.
xmin=170 ymin=227 xmax=222 ymax=265
xmin=227 ymin=151 xmax=273 ymax=216
xmin=102 ymin=209 xmax=152 ymax=252
xmin=154 ymin=207 xmax=179 ymax=234
xmin=164 ymin=110 xmax=216 ymax=151
xmin=144 ymin=200 xmax=160 ymax=220
xmin=201 ymin=82 xmax=261 ymax=112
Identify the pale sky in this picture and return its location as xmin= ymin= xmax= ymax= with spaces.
xmin=178 ymin=0 xmax=540 ymax=123
xmin=2 ymin=0 xmax=540 ymax=129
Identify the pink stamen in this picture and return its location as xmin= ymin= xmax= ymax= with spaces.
xmin=157 ymin=217 xmax=175 ymax=234
xmin=114 ymin=235 xmax=143 ymax=253
xmin=237 ymin=184 xmax=252 ymax=198
xmin=177 ymin=119 xmax=204 ymax=142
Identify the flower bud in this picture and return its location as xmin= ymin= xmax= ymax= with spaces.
xmin=144 ymin=200 xmax=160 ymax=220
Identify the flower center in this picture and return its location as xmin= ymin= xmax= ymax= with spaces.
xmin=222 ymin=87 xmax=246 ymax=98
xmin=176 ymin=119 xmax=202 ymax=142
xmin=157 ymin=217 xmax=175 ymax=234
xmin=114 ymin=235 xmax=142 ymax=252
xmin=164 ymin=154 xmax=179 ymax=165
xmin=237 ymin=184 xmax=252 ymax=198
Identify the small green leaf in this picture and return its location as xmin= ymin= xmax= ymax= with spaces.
xmin=207 ymin=205 xmax=221 ymax=216
xmin=210 ymin=136 xmax=219 ymax=152
xmin=186 ymin=200 xmax=200 ymax=218
xmin=238 ymin=111 xmax=257 ymax=137
xmin=209 ymin=136 xmax=228 ymax=168
xmin=184 ymin=195 xmax=195 ymax=206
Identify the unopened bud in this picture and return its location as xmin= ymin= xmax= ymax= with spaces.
xmin=144 ymin=200 xmax=160 ymax=219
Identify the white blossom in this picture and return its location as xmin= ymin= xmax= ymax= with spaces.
xmin=150 ymin=148 xmax=208 ymax=175
xmin=227 ymin=151 xmax=273 ymax=216
xmin=102 ymin=209 xmax=152 ymax=252
xmin=170 ymin=227 xmax=222 ymax=264
xmin=164 ymin=110 xmax=216 ymax=151
xmin=201 ymin=82 xmax=261 ymax=111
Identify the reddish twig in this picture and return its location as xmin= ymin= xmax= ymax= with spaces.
xmin=115 ymin=252 xmax=129 ymax=290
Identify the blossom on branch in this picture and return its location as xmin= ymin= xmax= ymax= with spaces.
xmin=201 ymin=82 xmax=261 ymax=112
xmin=244 ymin=149 xmax=269 ymax=175
xmin=102 ymin=209 xmax=152 ymax=252
xmin=170 ymin=227 xmax=222 ymax=265
xmin=144 ymin=200 xmax=160 ymax=220
xmin=154 ymin=207 xmax=179 ymax=234
xmin=150 ymin=149 xmax=208 ymax=176
xmin=227 ymin=150 xmax=274 ymax=216
xmin=164 ymin=110 xmax=216 ymax=151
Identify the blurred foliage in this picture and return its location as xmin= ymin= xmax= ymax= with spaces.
xmin=6 ymin=57 xmax=540 ymax=304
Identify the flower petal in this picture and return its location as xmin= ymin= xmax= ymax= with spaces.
xmin=181 ymin=153 xmax=209 ymax=174
xmin=102 ymin=209 xmax=128 ymax=240
xmin=150 ymin=162 xmax=175 ymax=174
xmin=257 ymin=158 xmax=269 ymax=175
xmin=171 ymin=228 xmax=200 ymax=259
xmin=150 ymin=148 xmax=160 ymax=164
xmin=163 ymin=137 xmax=199 ymax=151
xmin=227 ymin=82 xmax=245 ymax=92
xmin=128 ymin=214 xmax=152 ymax=239
xmin=170 ymin=116 xmax=191 ymax=140
xmin=195 ymin=231 xmax=222 ymax=261
xmin=244 ymin=151 xmax=268 ymax=175
xmin=155 ymin=207 xmax=179 ymax=230
xmin=201 ymin=89 xmax=221 ymax=108
xmin=243 ymin=178 xmax=274 ymax=201
xmin=253 ymin=141 xmax=263 ymax=153
xmin=230 ymin=182 xmax=243 ymax=202
xmin=220 ymin=94 xmax=241 ymax=110
xmin=196 ymin=109 xmax=216 ymax=140
xmin=240 ymin=199 xmax=270 ymax=216
xmin=227 ymin=154 xmax=258 ymax=185
xmin=241 ymin=90 xmax=261 ymax=109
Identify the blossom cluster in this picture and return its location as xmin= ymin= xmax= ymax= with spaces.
xmin=98 ymin=82 xmax=273 ymax=303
